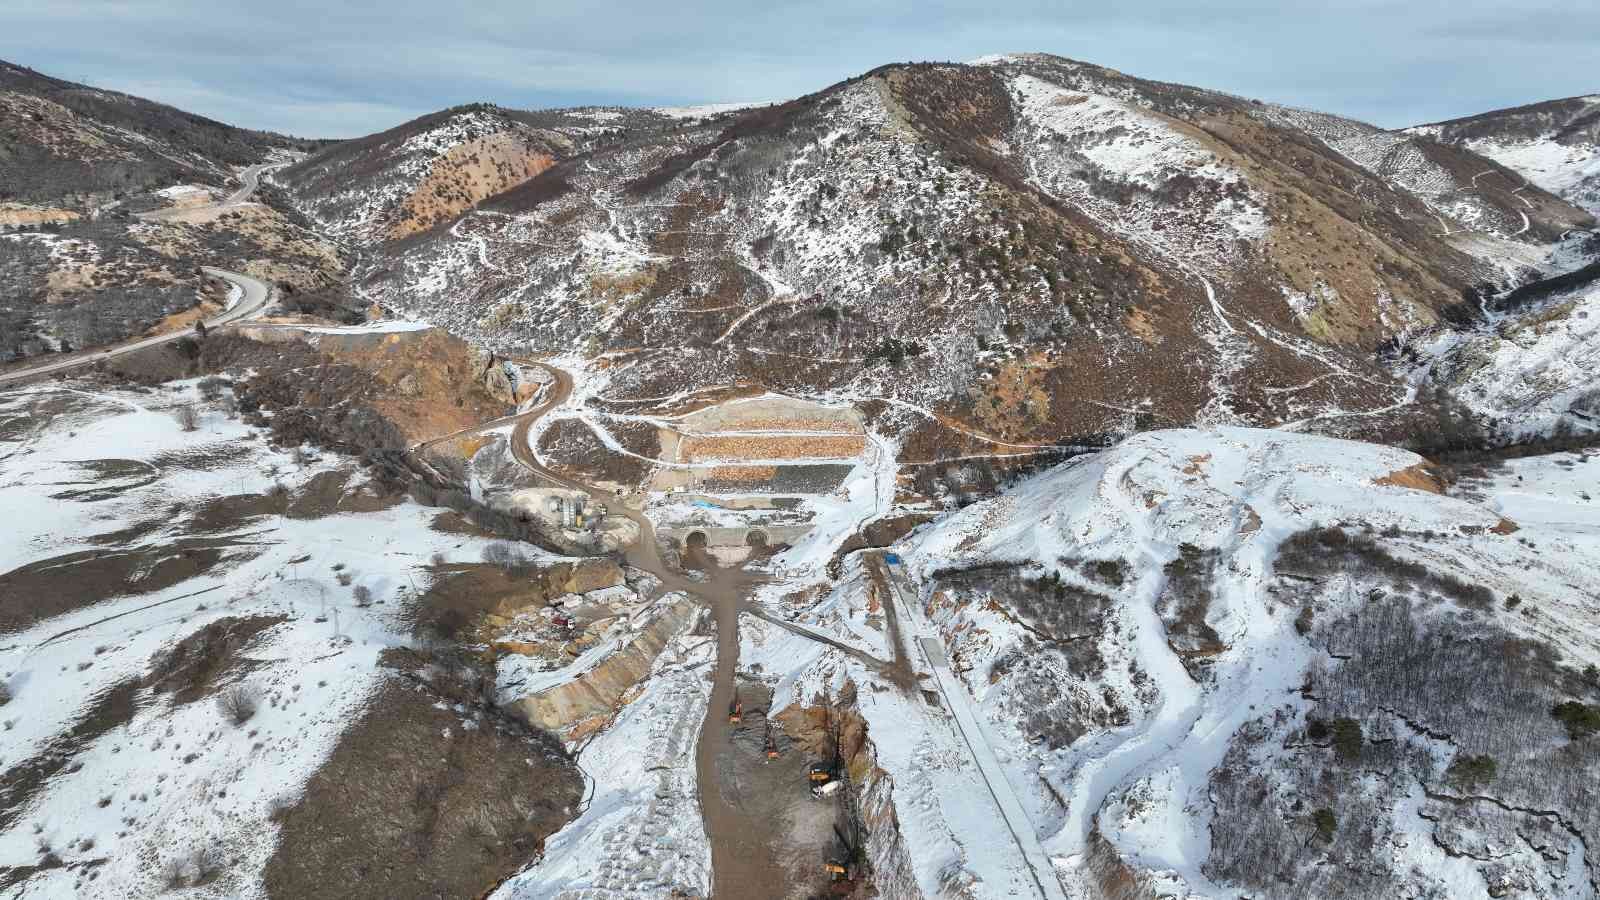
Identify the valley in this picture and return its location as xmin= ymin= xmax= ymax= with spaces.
xmin=2 ymin=47 xmax=1599 ymax=900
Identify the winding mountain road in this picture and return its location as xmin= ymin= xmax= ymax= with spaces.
xmin=1 ymin=157 xmax=292 ymax=386
xmin=0 ymin=267 xmax=273 ymax=386
xmin=134 ymin=160 xmax=290 ymax=222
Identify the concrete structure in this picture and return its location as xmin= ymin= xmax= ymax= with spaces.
xmin=658 ymin=524 xmax=812 ymax=549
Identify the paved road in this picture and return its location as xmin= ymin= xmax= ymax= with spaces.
xmin=134 ymin=160 xmax=289 ymax=222
xmin=0 ymin=267 xmax=273 ymax=386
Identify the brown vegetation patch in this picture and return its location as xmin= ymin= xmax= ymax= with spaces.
xmin=1124 ymin=306 xmax=1160 ymax=344
xmin=429 ymin=509 xmax=496 ymax=538
xmin=262 ymin=671 xmax=581 ymax=900
xmin=0 ymin=540 xmax=245 ymax=634
xmin=415 ymin=558 xmax=624 ymax=642
xmin=142 ymin=615 xmax=286 ymax=704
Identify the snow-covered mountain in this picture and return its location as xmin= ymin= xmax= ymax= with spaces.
xmin=1411 ymin=95 xmax=1600 ymax=217
xmin=7 ymin=51 xmax=1600 ymax=900
xmin=279 ymin=55 xmax=1595 ymax=450
xmin=747 ymin=425 xmax=1600 ymax=898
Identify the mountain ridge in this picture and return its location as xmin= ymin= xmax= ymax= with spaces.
xmin=272 ymin=54 xmax=1594 ymax=450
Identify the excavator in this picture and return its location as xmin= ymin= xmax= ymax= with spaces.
xmin=809 ymin=709 xmax=845 ymax=796
xmin=728 ymin=690 xmax=743 ymax=725
xmin=823 ymin=824 xmax=859 ymax=886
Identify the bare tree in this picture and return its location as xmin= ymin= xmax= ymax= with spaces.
xmin=353 ymin=585 xmax=373 ymax=607
xmin=173 ymin=403 xmax=199 ymax=432
xmin=482 ymin=541 xmax=531 ymax=576
xmin=217 ymin=683 xmax=259 ymax=725
xmin=482 ymin=542 xmax=514 ymax=568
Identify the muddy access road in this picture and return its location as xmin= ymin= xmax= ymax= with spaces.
xmin=486 ymin=362 xmax=841 ymax=897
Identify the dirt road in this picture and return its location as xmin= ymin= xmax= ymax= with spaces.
xmin=477 ymin=361 xmax=871 ymax=897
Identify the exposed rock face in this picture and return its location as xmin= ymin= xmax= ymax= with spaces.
xmin=552 ymin=557 xmax=627 ymax=597
xmin=508 ymin=595 xmax=699 ymax=737
xmin=465 ymin=343 xmax=527 ymax=405
xmin=480 ymin=558 xmax=626 ymax=619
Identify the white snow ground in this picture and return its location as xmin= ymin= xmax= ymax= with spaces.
xmin=741 ymin=425 xmax=1600 ymax=897
xmin=494 ymin=614 xmax=715 ymax=900
xmin=0 ymin=379 xmax=510 ymax=898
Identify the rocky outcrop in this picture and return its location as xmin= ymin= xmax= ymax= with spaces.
xmin=468 ymin=344 xmax=519 ymax=405
xmin=507 ymin=595 xmax=699 ymax=738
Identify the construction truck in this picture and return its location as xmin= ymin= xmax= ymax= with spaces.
xmin=727 ymin=693 xmax=742 ymax=725
xmin=812 ymin=779 xmax=841 ymax=800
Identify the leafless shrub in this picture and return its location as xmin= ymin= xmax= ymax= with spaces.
xmin=0 ymin=681 xmax=11 ymax=706
xmin=217 ymin=683 xmax=259 ymax=725
xmin=481 ymin=541 xmax=532 ymax=576
xmin=173 ymin=403 xmax=199 ymax=432
xmin=161 ymin=844 xmax=222 ymax=889
xmin=352 ymin=585 xmax=372 ymax=608
xmin=197 ymin=376 xmax=227 ymax=401
xmin=482 ymin=542 xmax=513 ymax=568
xmin=1278 ymin=527 xmax=1495 ymax=609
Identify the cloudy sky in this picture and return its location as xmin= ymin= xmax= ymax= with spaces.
xmin=2 ymin=0 xmax=1594 ymax=138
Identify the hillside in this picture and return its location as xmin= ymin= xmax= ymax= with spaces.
xmin=1411 ymin=95 xmax=1600 ymax=217
xmin=284 ymin=55 xmax=1594 ymax=450
xmin=276 ymin=103 xmax=655 ymax=242
xmin=0 ymin=60 xmax=346 ymax=363
xmin=7 ymin=49 xmax=1600 ymax=900
xmin=0 ymin=60 xmax=312 ymax=208
xmin=742 ymin=426 xmax=1600 ymax=898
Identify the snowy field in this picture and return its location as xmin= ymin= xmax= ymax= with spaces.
xmin=0 ymin=379 xmax=505 ymax=898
